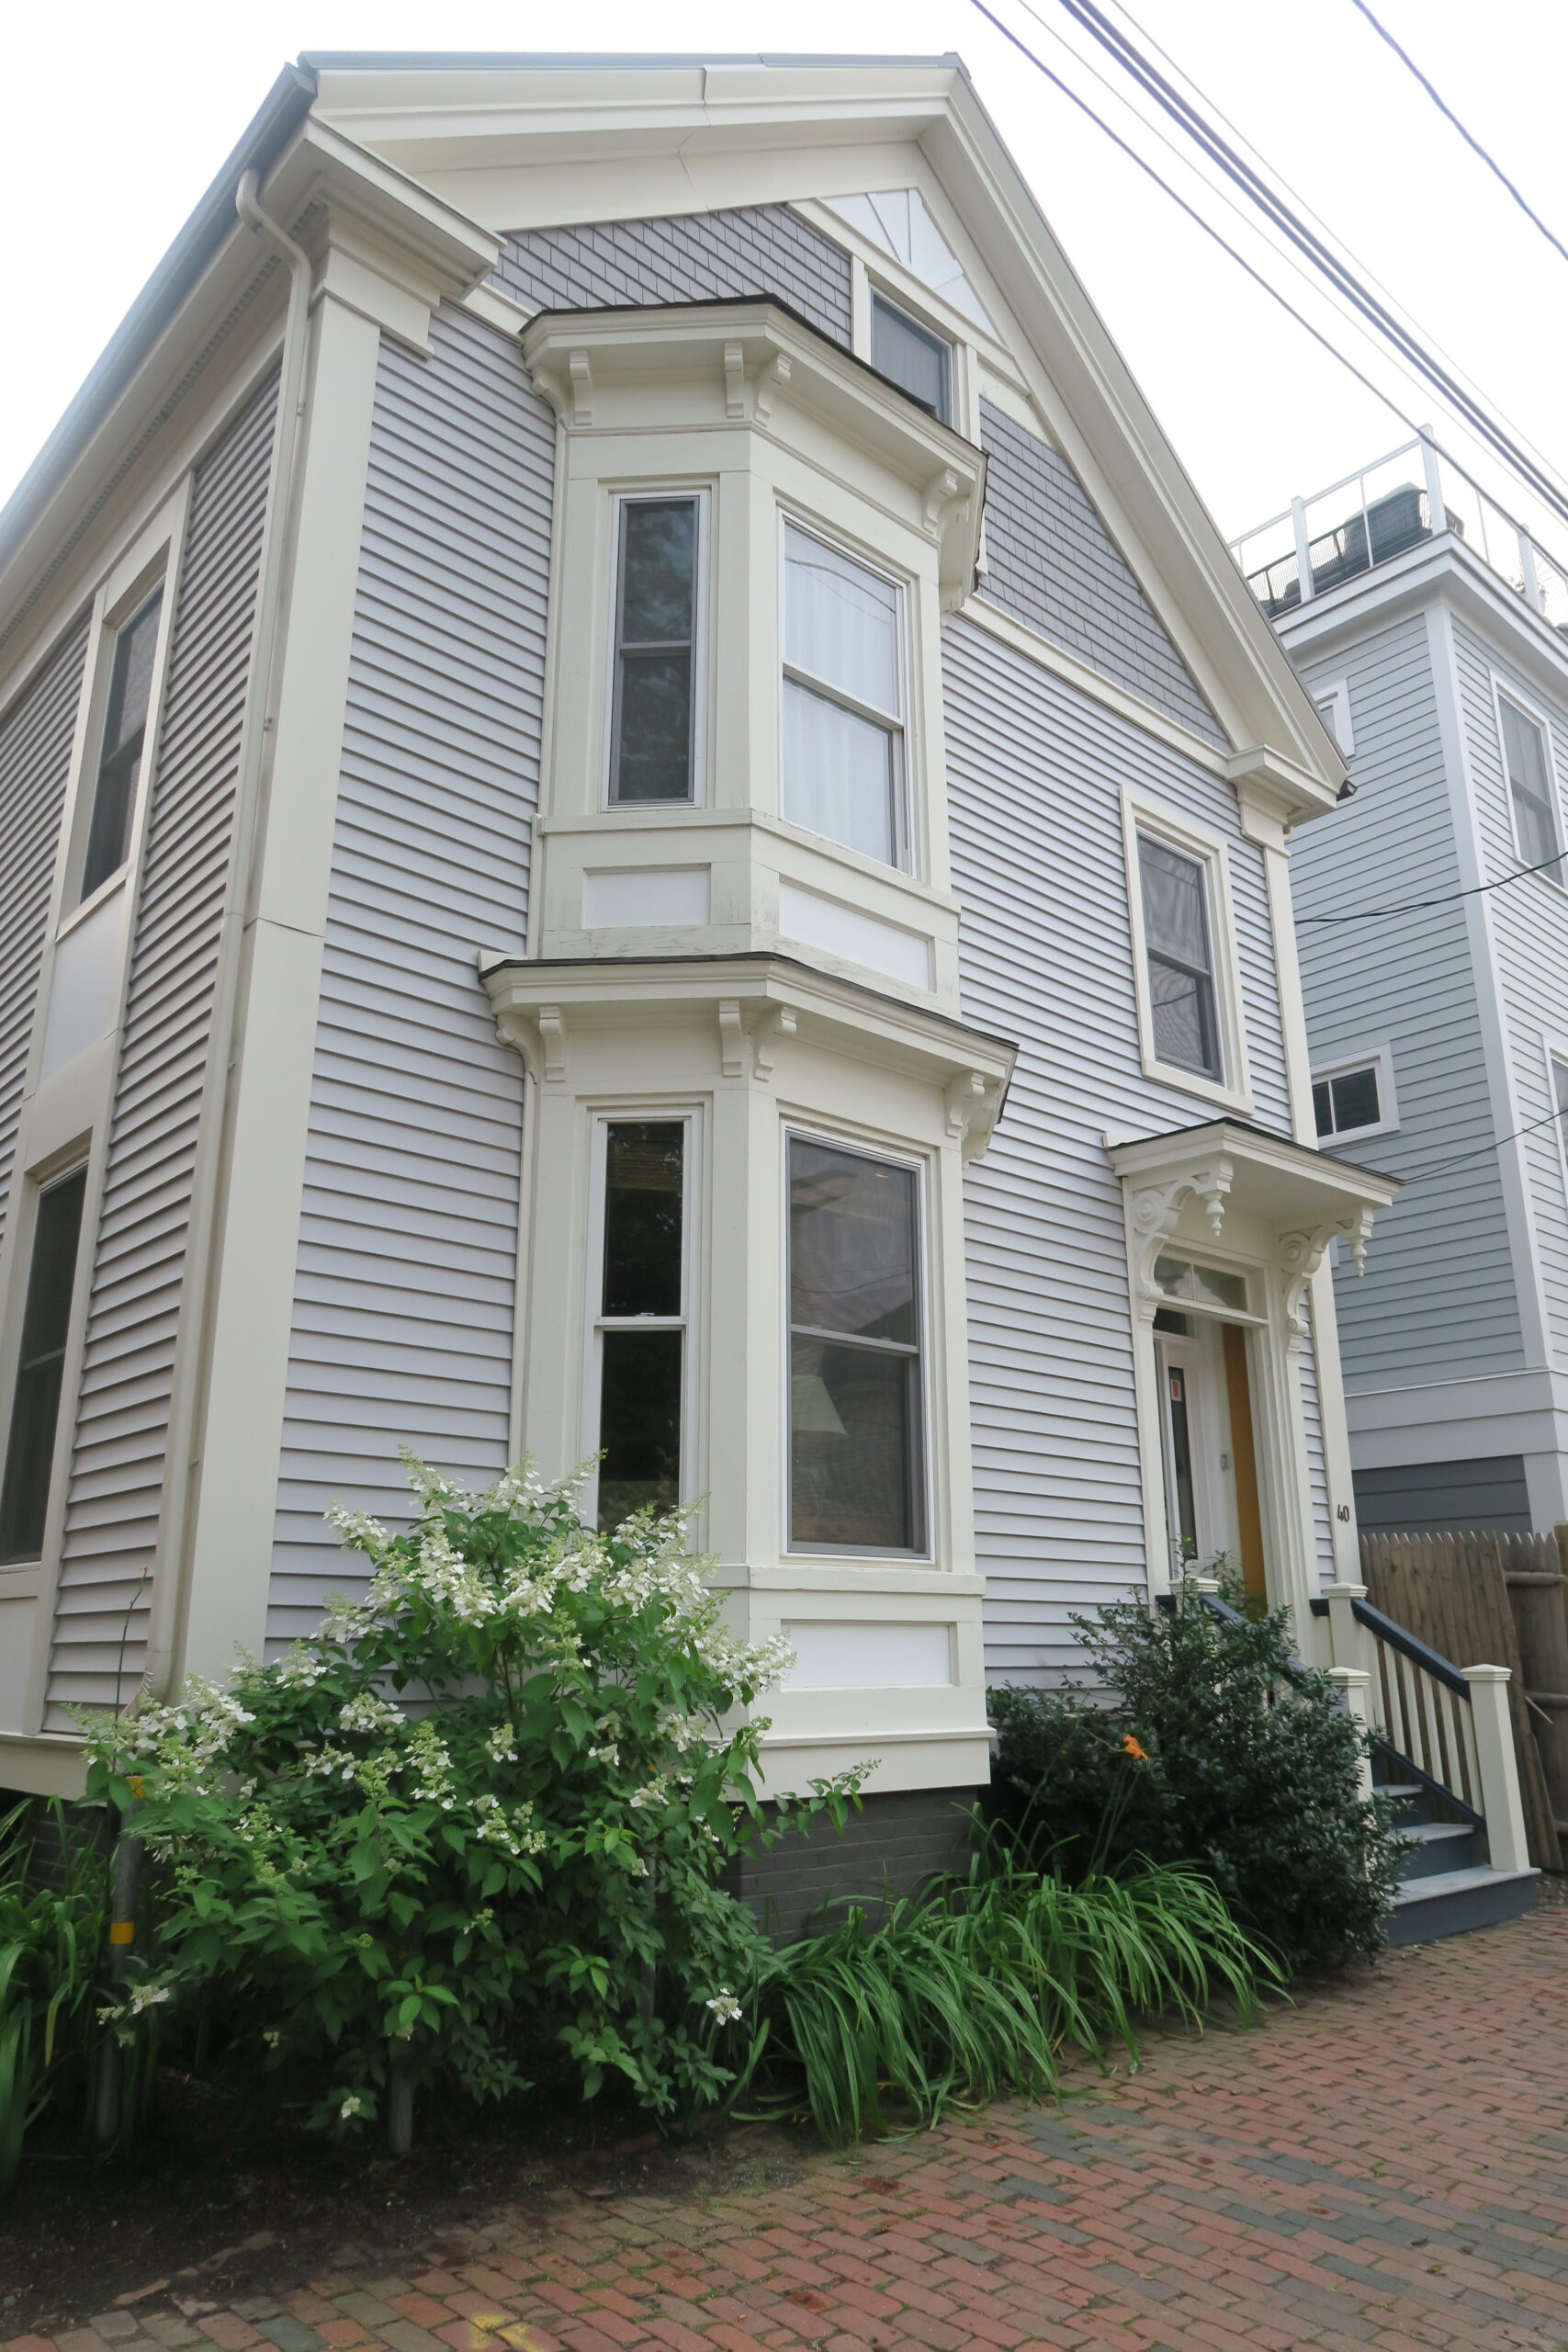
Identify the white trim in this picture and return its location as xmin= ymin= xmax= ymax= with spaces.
xmin=1490 ymin=667 xmax=1568 ymax=882
xmin=777 ymin=511 xmax=912 ymax=876
xmin=1312 ymin=676 xmax=1355 ymax=758
xmin=1310 ymin=1042 xmax=1400 ymax=1143
xmin=782 ymin=1121 xmax=933 ymax=1566
xmin=1122 ymin=787 xmax=1253 ymax=1115
xmin=580 ymin=1108 xmax=701 ymax=1533
xmin=964 ymin=596 xmax=1230 ymax=774
xmin=1542 ymin=1031 xmax=1568 ymax=1219
xmin=604 ymin=485 xmax=711 ymax=812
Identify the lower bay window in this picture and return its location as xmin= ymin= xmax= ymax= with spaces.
xmin=787 ymin=1134 xmax=926 ymax=1555
xmin=0 ymin=1165 xmax=88 ymax=1565
xmin=588 ymin=1118 xmax=691 ymax=1531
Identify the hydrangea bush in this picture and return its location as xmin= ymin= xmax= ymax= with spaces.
xmin=83 ymin=1457 xmax=858 ymax=2136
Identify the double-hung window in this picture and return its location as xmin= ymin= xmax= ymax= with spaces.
xmin=782 ymin=524 xmax=907 ymax=867
xmin=80 ymin=589 xmax=163 ymax=899
xmin=1136 ymin=833 xmax=1223 ymax=1081
xmin=870 ymin=292 xmax=952 ymax=424
xmin=1498 ymin=694 xmax=1562 ymax=871
xmin=589 ymin=1120 xmax=689 ymax=1531
xmin=608 ymin=497 xmax=699 ymax=805
xmin=787 ymin=1136 xmax=925 ymax=1555
xmin=0 ymin=1167 xmax=88 ymax=1565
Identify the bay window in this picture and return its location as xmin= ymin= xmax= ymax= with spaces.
xmin=782 ymin=524 xmax=908 ymax=867
xmin=589 ymin=1119 xmax=689 ymax=1530
xmin=609 ymin=497 xmax=699 ymax=805
xmin=787 ymin=1135 xmax=925 ymax=1554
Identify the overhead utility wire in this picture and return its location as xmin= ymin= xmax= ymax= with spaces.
xmin=1296 ymin=844 xmax=1568 ymax=923
xmin=1349 ymin=0 xmax=1568 ymax=274
xmin=967 ymin=0 xmax=1426 ymax=438
xmin=1398 ymin=1103 xmax=1568 ymax=1189
xmin=1040 ymin=0 xmax=1568 ymax=538
xmin=1098 ymin=0 xmax=1568 ymax=498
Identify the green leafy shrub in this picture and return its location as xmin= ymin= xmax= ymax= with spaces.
xmin=988 ymin=1583 xmax=1403 ymax=1974
xmin=743 ymin=1825 xmax=1269 ymax=2145
xmin=82 ymin=1457 xmax=858 ymax=2138
xmin=0 ymin=1800 xmax=113 ymax=2191
xmin=985 ymin=1685 xmax=1165 ymax=1870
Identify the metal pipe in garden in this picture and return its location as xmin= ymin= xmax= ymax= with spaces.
xmin=93 ymin=1801 xmax=144 ymax=2148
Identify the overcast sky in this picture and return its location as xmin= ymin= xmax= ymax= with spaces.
xmin=7 ymin=0 xmax=1567 ymax=562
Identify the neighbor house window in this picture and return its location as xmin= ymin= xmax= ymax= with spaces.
xmin=590 ymin=1121 xmax=688 ymax=1531
xmin=782 ymin=524 xmax=907 ymax=867
xmin=788 ymin=1136 xmax=925 ymax=1554
xmin=0 ymin=1166 xmax=88 ymax=1565
xmin=608 ymin=498 xmax=698 ymax=804
xmin=1314 ymin=1062 xmax=1382 ymax=1140
xmin=80 ymin=590 xmax=163 ymax=899
xmin=1499 ymin=694 xmax=1562 ymax=870
xmin=870 ymin=292 xmax=952 ymax=424
xmin=1136 ymin=833 xmax=1223 ymax=1080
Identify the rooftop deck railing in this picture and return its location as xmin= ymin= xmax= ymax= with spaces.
xmin=1229 ymin=431 xmax=1568 ymax=636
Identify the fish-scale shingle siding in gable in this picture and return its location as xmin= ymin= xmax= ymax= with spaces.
xmin=0 ymin=618 xmax=87 ymax=1261
xmin=942 ymin=613 xmax=1292 ymax=1679
xmin=47 ymin=369 xmax=278 ymax=1724
xmin=977 ymin=400 xmax=1226 ymax=748
xmin=267 ymin=306 xmax=554 ymax=1648
xmin=491 ymin=206 xmax=853 ymax=345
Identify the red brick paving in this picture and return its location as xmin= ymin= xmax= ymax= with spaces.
xmin=16 ymin=1908 xmax=1568 ymax=2352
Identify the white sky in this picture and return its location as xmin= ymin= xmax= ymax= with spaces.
xmin=6 ymin=0 xmax=1567 ymax=561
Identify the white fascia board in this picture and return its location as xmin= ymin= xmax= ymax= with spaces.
xmin=1107 ymin=1119 xmax=1402 ymax=1221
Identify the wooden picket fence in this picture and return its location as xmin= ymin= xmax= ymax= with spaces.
xmin=1359 ymin=1529 xmax=1568 ymax=1871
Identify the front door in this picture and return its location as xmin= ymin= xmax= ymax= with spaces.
xmin=1155 ymin=1317 xmax=1268 ymax=1608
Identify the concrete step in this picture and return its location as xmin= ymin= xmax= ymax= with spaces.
xmin=1386 ymin=1865 xmax=1538 ymax=1947
xmin=1394 ymin=1821 xmax=1483 ymax=1880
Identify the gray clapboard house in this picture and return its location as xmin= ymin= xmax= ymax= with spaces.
xmin=0 ymin=50 xmax=1440 ymax=1910
xmin=1235 ymin=440 xmax=1568 ymax=1538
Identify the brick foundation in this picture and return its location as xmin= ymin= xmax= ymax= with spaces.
xmin=725 ymin=1783 xmax=976 ymax=1939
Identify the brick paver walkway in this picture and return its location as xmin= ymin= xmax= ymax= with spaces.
xmin=14 ymin=1908 xmax=1568 ymax=2352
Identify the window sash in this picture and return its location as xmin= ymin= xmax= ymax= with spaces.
xmin=608 ymin=498 xmax=698 ymax=806
xmin=0 ymin=1167 xmax=88 ymax=1566
xmin=781 ymin=524 xmax=908 ymax=868
xmin=1500 ymin=697 xmax=1561 ymax=868
xmin=1137 ymin=833 xmax=1223 ymax=1080
xmin=786 ymin=1135 xmax=926 ymax=1555
xmin=81 ymin=589 xmax=163 ymax=899
xmin=869 ymin=293 xmax=953 ymax=424
xmin=1314 ymin=1064 xmax=1382 ymax=1138
xmin=589 ymin=1118 xmax=690 ymax=1532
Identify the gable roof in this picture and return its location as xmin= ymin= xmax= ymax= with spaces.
xmin=0 ymin=50 xmax=1342 ymax=817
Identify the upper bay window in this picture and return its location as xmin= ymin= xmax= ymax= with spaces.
xmin=609 ymin=497 xmax=699 ymax=806
xmin=782 ymin=524 xmax=908 ymax=869
xmin=1137 ymin=833 xmax=1222 ymax=1081
xmin=870 ymin=292 xmax=953 ymax=425
xmin=589 ymin=1119 xmax=689 ymax=1531
xmin=80 ymin=589 xmax=163 ymax=900
xmin=788 ymin=1135 xmax=926 ymax=1555
xmin=1497 ymin=692 xmax=1562 ymax=872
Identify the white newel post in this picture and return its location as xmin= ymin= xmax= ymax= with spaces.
xmin=1462 ymin=1666 xmax=1530 ymax=1873
xmin=1320 ymin=1581 xmax=1371 ymax=1676
xmin=1328 ymin=1666 xmax=1374 ymax=1803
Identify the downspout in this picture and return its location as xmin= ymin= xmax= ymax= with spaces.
xmin=137 ymin=173 xmax=314 ymax=1702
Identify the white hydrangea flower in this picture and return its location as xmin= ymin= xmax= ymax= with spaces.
xmin=705 ymin=1987 xmax=743 ymax=2025
xmin=339 ymin=1691 xmax=402 ymax=1736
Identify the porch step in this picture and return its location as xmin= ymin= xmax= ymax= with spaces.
xmin=1386 ymin=1865 xmax=1538 ymax=1947
xmin=1394 ymin=1820 xmax=1483 ymax=1878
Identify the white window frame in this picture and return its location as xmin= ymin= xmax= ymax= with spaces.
xmin=866 ymin=286 xmax=954 ymax=427
xmin=60 ymin=536 xmax=179 ymax=933
xmin=1541 ymin=1035 xmax=1568 ymax=1214
xmin=1310 ymin=1044 xmax=1399 ymax=1145
xmin=777 ymin=514 xmax=914 ymax=876
xmin=579 ymin=1107 xmax=701 ymax=1532
xmin=0 ymin=1145 xmax=95 ymax=1577
xmin=1122 ymin=788 xmax=1252 ymax=1114
xmin=602 ymin=487 xmax=711 ymax=814
xmin=1491 ymin=672 xmax=1566 ymax=883
xmin=1313 ymin=676 xmax=1355 ymax=758
xmin=781 ymin=1123 xmax=933 ymax=1563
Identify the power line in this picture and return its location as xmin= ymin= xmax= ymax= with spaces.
xmin=966 ymin=0 xmax=1427 ymax=440
xmin=1396 ymin=1102 xmax=1568 ymax=1189
xmin=1297 ymin=844 xmax=1568 ymax=924
xmin=1349 ymin=0 xmax=1568 ymax=274
xmin=1038 ymin=0 xmax=1568 ymax=537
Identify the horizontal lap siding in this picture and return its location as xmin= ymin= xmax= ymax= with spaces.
xmin=1293 ymin=616 xmax=1521 ymax=1389
xmin=47 ymin=372 xmax=277 ymax=1721
xmin=943 ymin=615 xmax=1292 ymax=1681
xmin=1450 ymin=620 xmax=1568 ymax=1369
xmin=492 ymin=208 xmax=852 ymax=345
xmin=977 ymin=401 xmax=1225 ymax=747
xmin=0 ymin=619 xmax=87 ymax=1257
xmin=267 ymin=307 xmax=553 ymax=1647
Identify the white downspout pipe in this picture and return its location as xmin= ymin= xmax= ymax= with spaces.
xmin=137 ymin=172 xmax=314 ymax=1702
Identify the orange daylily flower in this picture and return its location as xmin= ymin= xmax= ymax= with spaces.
xmin=1121 ymin=1735 xmax=1148 ymax=1760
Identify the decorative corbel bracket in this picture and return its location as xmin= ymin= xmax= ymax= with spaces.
xmin=945 ymin=1069 xmax=1005 ymax=1162
xmin=490 ymin=1000 xmax=567 ymax=1085
xmin=752 ymin=1003 xmax=797 ymax=1083
xmin=753 ymin=350 xmax=792 ymax=425
xmin=1278 ymin=1208 xmax=1374 ymax=1350
xmin=723 ymin=340 xmax=747 ymax=421
xmin=1124 ymin=1160 xmax=1234 ymax=1317
xmin=717 ymin=999 xmax=746 ymax=1080
xmin=923 ymin=465 xmax=961 ymax=533
xmin=566 ymin=349 xmax=592 ymax=427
